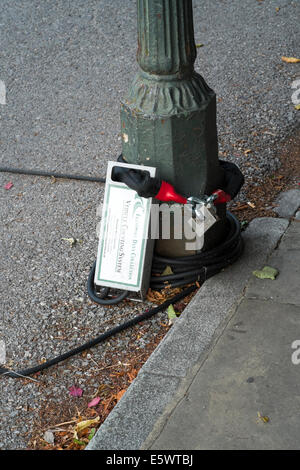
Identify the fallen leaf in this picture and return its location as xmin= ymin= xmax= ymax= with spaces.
xmin=244 ymin=149 xmax=252 ymax=155
xmin=295 ymin=104 xmax=300 ymax=110
xmin=115 ymin=389 xmax=126 ymax=402
xmin=69 ymin=386 xmax=83 ymax=397
xmin=247 ymin=201 xmax=256 ymax=209
xmin=88 ymin=397 xmax=101 ymax=408
xmin=167 ymin=304 xmax=181 ymax=326
xmin=88 ymin=428 xmax=96 ymax=440
xmin=73 ymin=438 xmax=86 ymax=446
xmin=4 ymin=182 xmax=13 ymax=190
xmin=275 ymin=7 xmax=280 ymax=12
xmin=257 ymin=411 xmax=270 ymax=423
xmin=102 ymin=396 xmax=115 ymax=413
xmin=252 ymin=266 xmax=279 ymax=280
xmin=167 ymin=304 xmax=177 ymax=320
xmin=75 ymin=416 xmax=100 ymax=434
xmin=127 ymin=369 xmax=138 ymax=383
xmin=62 ymin=237 xmax=77 ymax=246
xmin=281 ymin=56 xmax=300 ymax=63
xmin=196 ymin=43 xmax=204 ymax=48
xmin=233 ymin=204 xmax=249 ymax=211
xmin=162 ymin=265 xmax=173 ymax=276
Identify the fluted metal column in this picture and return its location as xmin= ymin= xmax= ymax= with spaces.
xmin=137 ymin=0 xmax=196 ymax=77
xmin=120 ymin=0 xmax=227 ymax=254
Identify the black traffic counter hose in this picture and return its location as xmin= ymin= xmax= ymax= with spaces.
xmin=0 ymin=212 xmax=243 ymax=379
xmin=0 ymin=163 xmax=244 ymax=379
xmin=0 ymin=284 xmax=198 ymax=379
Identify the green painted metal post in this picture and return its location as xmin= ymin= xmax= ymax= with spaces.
xmin=120 ymin=0 xmax=227 ymax=255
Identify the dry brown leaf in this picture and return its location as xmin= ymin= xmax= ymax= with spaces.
xmin=75 ymin=416 xmax=100 ymax=434
xmin=102 ymin=398 xmax=113 ymax=414
xmin=109 ymin=371 xmax=126 ymax=377
xmin=127 ymin=369 xmax=138 ymax=383
xmin=115 ymin=389 xmax=126 ymax=402
xmin=257 ymin=412 xmax=270 ymax=423
xmin=233 ymin=204 xmax=250 ymax=211
xmin=281 ymin=56 xmax=300 ymax=63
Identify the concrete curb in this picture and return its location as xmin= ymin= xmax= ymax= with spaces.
xmin=86 ymin=216 xmax=289 ymax=450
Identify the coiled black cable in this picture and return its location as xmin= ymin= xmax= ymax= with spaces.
xmin=87 ymin=264 xmax=129 ymax=305
xmin=88 ymin=211 xmax=243 ymax=301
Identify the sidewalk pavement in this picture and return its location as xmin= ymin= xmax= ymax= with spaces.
xmin=87 ymin=189 xmax=300 ymax=450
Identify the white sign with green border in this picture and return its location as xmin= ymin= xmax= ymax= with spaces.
xmin=94 ymin=161 xmax=156 ymax=295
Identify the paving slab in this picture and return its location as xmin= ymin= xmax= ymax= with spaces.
xmin=245 ymin=220 xmax=300 ymax=305
xmin=279 ymin=219 xmax=300 ymax=250
xmin=148 ymin=298 xmax=300 ymax=450
xmin=143 ymin=219 xmax=300 ymax=450
xmin=246 ymin=250 xmax=300 ymax=305
xmin=141 ymin=217 xmax=289 ymax=379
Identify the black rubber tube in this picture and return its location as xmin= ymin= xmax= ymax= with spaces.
xmin=0 ymin=284 xmax=197 ymax=379
xmin=87 ymin=263 xmax=129 ymax=305
xmin=0 ymin=166 xmax=106 ymax=183
xmin=0 ymin=212 xmax=242 ymax=379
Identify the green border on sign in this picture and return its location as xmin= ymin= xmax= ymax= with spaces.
xmin=96 ymin=183 xmax=150 ymax=288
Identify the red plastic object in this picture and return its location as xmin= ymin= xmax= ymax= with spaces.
xmin=212 ymin=189 xmax=231 ymax=204
xmin=4 ymin=182 xmax=13 ymax=190
xmin=155 ymin=181 xmax=187 ymax=204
